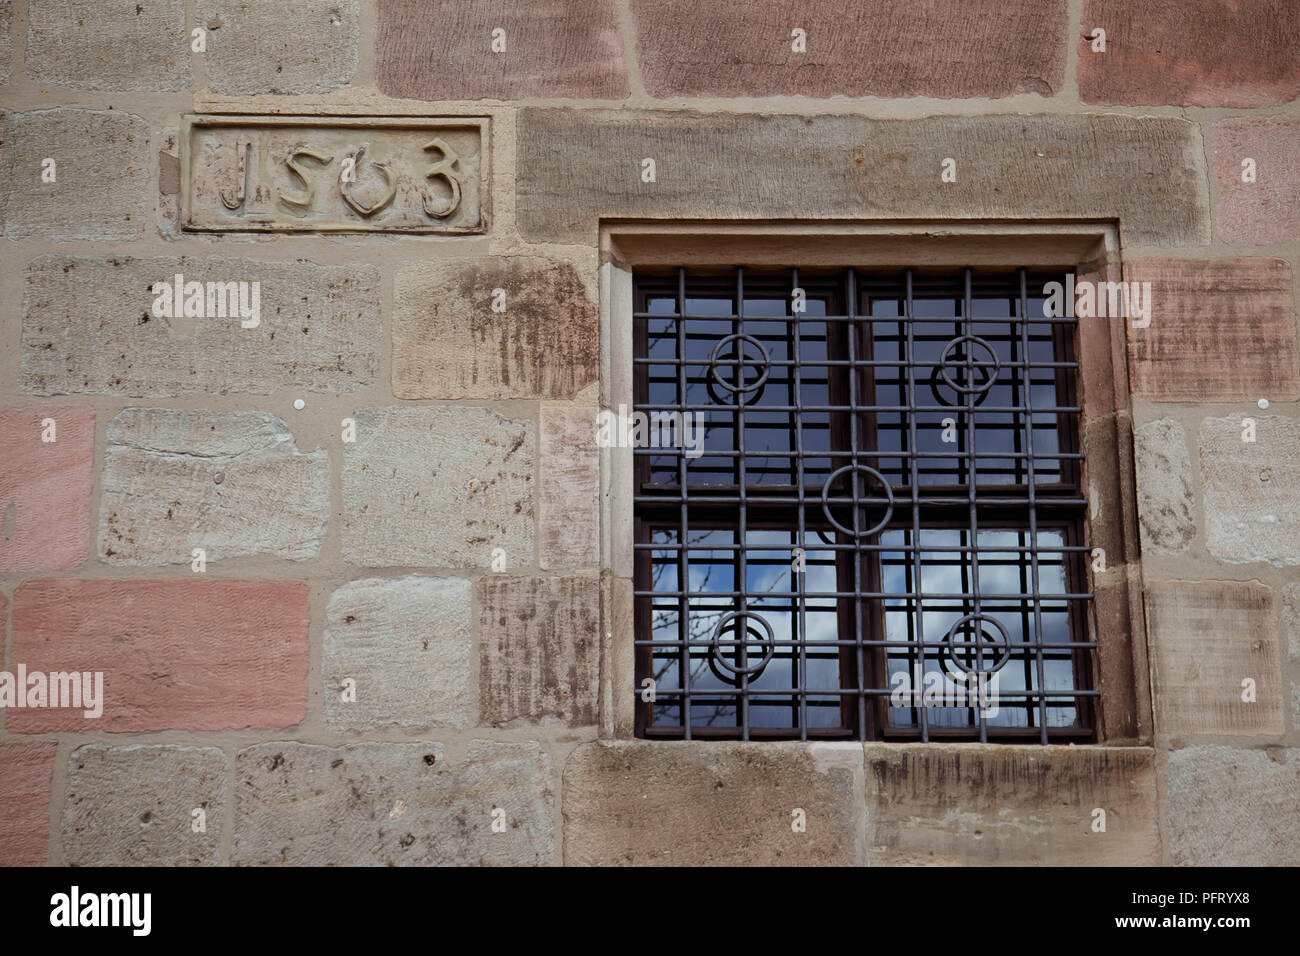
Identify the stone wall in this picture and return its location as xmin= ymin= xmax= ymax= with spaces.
xmin=0 ymin=0 xmax=1297 ymax=866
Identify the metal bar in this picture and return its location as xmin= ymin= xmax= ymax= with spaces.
xmin=1020 ymin=268 xmax=1050 ymax=743
xmin=791 ymin=267 xmax=809 ymax=740
xmin=676 ymin=266 xmax=691 ymax=740
xmin=736 ymin=266 xmax=749 ymax=741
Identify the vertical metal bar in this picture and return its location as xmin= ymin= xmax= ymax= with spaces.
xmin=676 ymin=267 xmax=692 ymax=740
xmin=1019 ymin=268 xmax=1050 ymax=743
xmin=791 ymin=268 xmax=808 ymax=740
xmin=963 ymin=269 xmax=988 ymax=744
xmin=846 ymin=268 xmax=867 ymax=741
xmin=736 ymin=267 xmax=749 ymax=740
xmin=903 ymin=269 xmax=930 ymax=743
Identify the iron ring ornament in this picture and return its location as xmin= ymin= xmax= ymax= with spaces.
xmin=709 ymin=610 xmax=776 ymax=682
xmin=935 ymin=334 xmax=1001 ymax=400
xmin=820 ymin=464 xmax=895 ymax=539
xmin=941 ymin=612 xmax=1012 ymax=676
xmin=707 ymin=333 xmax=771 ymax=395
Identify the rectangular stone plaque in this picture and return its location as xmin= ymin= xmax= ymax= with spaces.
xmin=181 ymin=115 xmax=487 ymax=233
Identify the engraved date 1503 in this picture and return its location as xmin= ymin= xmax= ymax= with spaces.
xmin=217 ymin=136 xmax=463 ymax=220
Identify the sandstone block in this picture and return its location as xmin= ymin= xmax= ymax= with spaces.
xmin=341 ymin=406 xmax=535 ymax=568
xmin=99 ymin=408 xmax=329 ymax=566
xmin=323 ymin=576 xmax=473 ymax=730
xmin=0 ymin=406 xmax=94 ymax=572
xmin=62 ymin=744 xmax=227 ymax=866
xmin=233 ymin=741 xmax=555 ymax=865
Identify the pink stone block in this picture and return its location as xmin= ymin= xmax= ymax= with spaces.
xmin=1214 ymin=117 xmax=1300 ymax=245
xmin=1078 ymin=0 xmax=1300 ymax=107
xmin=0 ymin=406 xmax=94 ymax=572
xmin=0 ymin=742 xmax=56 ymax=866
xmin=8 ymin=579 xmax=309 ymax=732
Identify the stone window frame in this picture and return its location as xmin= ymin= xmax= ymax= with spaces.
xmin=598 ymin=221 xmax=1152 ymax=746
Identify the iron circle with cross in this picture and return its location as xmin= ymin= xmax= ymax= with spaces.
xmin=941 ymin=612 xmax=1013 ymax=676
xmin=936 ymin=334 xmax=1001 ymax=397
xmin=708 ymin=610 xmax=776 ymax=681
xmin=707 ymin=333 xmax=772 ymax=395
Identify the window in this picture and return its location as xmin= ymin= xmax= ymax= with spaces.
xmin=632 ymin=266 xmax=1096 ymax=742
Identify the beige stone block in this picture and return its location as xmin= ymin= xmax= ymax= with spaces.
xmin=1165 ymin=746 xmax=1300 ymax=865
xmin=27 ymin=0 xmax=190 ymax=91
xmin=22 ymin=255 xmax=380 ymax=396
xmin=540 ymin=406 xmax=599 ymax=571
xmin=99 ymin=408 xmax=330 ymax=565
xmin=1199 ymin=415 xmax=1300 ymax=566
xmin=1145 ymin=580 xmax=1283 ymax=737
xmin=323 ymin=576 xmax=474 ymax=730
xmin=63 ymin=745 xmax=227 ymax=866
xmin=197 ymin=0 xmax=359 ymax=94
xmin=3 ymin=110 xmax=151 ymax=240
xmin=1134 ymin=418 xmax=1196 ymax=554
xmin=233 ymin=741 xmax=554 ymax=865
xmin=341 ymin=406 xmax=535 ymax=569
xmin=866 ymin=744 xmax=1159 ymax=865
xmin=563 ymin=740 xmax=859 ymax=865
xmin=517 ymin=111 xmax=1209 ymax=247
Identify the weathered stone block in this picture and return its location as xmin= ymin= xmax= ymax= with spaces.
xmin=1126 ymin=258 xmax=1298 ymax=403
xmin=0 ymin=406 xmax=94 ymax=572
xmin=1165 ymin=746 xmax=1300 ymax=865
xmin=393 ymin=258 xmax=598 ymax=400
xmin=9 ymin=578 xmax=309 ymax=732
xmin=1078 ymin=0 xmax=1300 ymax=107
xmin=62 ymin=744 xmax=227 ymax=866
xmin=632 ymin=0 xmax=1067 ymax=98
xmin=233 ymin=741 xmax=554 ymax=865
xmin=1083 ymin=413 xmax=1140 ymax=568
xmin=867 ymin=745 xmax=1159 ymax=865
xmin=196 ymin=0 xmax=359 ymax=94
xmin=1213 ymin=117 xmax=1300 ymax=245
xmin=1133 ymin=418 xmax=1195 ymax=554
xmin=563 ymin=741 xmax=859 ymax=865
xmin=1282 ymin=583 xmax=1300 ymax=661
xmin=323 ymin=576 xmax=473 ymax=730
xmin=376 ymin=0 xmax=627 ymax=100
xmin=341 ymin=406 xmax=535 ymax=568
xmin=0 ymin=742 xmax=56 ymax=866
xmin=517 ymin=111 xmax=1209 ymax=247
xmin=99 ymin=408 xmax=329 ymax=565
xmin=0 ymin=0 xmax=13 ymax=84
xmin=540 ymin=406 xmax=599 ymax=570
xmin=27 ymin=0 xmax=190 ymax=91
xmin=478 ymin=575 xmax=599 ymax=726
xmin=1199 ymin=415 xmax=1300 ymax=566
xmin=1145 ymin=581 xmax=1283 ymax=737
xmin=3 ymin=110 xmax=151 ymax=239
xmin=22 ymin=255 xmax=380 ymax=396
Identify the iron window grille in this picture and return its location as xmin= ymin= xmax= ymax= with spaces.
xmin=632 ymin=266 xmax=1096 ymax=743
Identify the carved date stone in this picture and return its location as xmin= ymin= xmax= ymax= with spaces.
xmin=182 ymin=116 xmax=487 ymax=233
